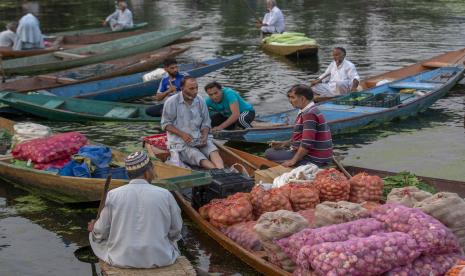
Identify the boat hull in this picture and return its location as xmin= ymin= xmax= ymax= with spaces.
xmin=262 ymin=42 xmax=318 ymax=57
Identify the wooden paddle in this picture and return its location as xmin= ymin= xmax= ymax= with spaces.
xmin=332 ymin=156 xmax=352 ymax=179
xmin=241 ymin=0 xmax=263 ymax=24
xmin=97 ymin=174 xmax=112 ymax=219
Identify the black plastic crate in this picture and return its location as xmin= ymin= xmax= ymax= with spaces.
xmin=360 ymin=93 xmax=400 ymax=108
xmin=333 ymin=92 xmax=374 ymax=106
xmin=192 ymin=169 xmax=254 ymax=209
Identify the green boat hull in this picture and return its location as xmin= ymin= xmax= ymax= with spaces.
xmin=47 ymin=22 xmax=148 ymax=37
xmin=0 ymin=92 xmax=159 ymax=122
xmin=4 ymin=25 xmax=200 ymax=75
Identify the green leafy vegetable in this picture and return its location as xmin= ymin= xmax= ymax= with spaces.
xmin=382 ymin=171 xmax=436 ymax=198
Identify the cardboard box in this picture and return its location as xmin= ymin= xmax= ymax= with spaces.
xmin=254 ymin=165 xmax=292 ymax=184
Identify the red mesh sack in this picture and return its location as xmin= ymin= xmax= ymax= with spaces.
xmin=250 ymin=185 xmax=292 ymax=218
xmin=297 ymin=209 xmax=315 ymax=226
xmin=208 ymin=193 xmax=253 ymax=228
xmin=349 ymin=172 xmax=384 ymax=203
xmin=34 ymin=158 xmax=71 ymax=170
xmin=313 ymin=168 xmax=350 ymax=202
xmin=288 ymin=183 xmax=320 ymax=211
xmin=221 ymin=221 xmax=262 ymax=251
xmin=12 ymin=132 xmax=87 ymax=163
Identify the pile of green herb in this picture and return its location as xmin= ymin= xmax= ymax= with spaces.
xmin=382 ymin=171 xmax=436 ymax=198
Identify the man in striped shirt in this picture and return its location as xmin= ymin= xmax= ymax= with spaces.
xmin=265 ymin=85 xmax=333 ymax=167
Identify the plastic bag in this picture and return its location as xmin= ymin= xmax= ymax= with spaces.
xmin=12 ymin=122 xmax=51 ymax=145
xmin=272 ymin=164 xmax=321 ymax=188
xmin=142 ymin=68 xmax=166 ymax=82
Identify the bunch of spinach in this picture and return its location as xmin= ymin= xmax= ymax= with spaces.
xmin=382 ymin=171 xmax=435 ymax=198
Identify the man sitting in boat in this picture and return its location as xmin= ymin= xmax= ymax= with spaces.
xmin=13 ymin=1 xmax=44 ymax=51
xmin=161 ymin=76 xmax=225 ymax=169
xmin=265 ymin=84 xmax=333 ymax=167
xmin=310 ymin=47 xmax=360 ymax=97
xmin=88 ymin=151 xmax=183 ymax=268
xmin=0 ymin=22 xmax=18 ymax=49
xmin=103 ymin=0 xmax=133 ymax=32
xmin=204 ymin=81 xmax=255 ymax=131
xmin=257 ymin=0 xmax=285 ymax=34
xmin=146 ymin=58 xmax=185 ymax=117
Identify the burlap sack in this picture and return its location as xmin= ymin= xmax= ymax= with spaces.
xmin=415 ymin=192 xmax=465 ymax=250
xmin=254 ymin=210 xmax=308 ymax=272
xmin=386 ymin=186 xmax=432 ymax=207
xmin=314 ymin=201 xmax=370 ymax=227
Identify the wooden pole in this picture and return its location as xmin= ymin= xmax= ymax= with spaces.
xmin=332 ymin=156 xmax=352 ymax=179
xmin=97 ymin=174 xmax=112 ymax=219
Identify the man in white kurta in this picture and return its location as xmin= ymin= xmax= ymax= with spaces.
xmin=13 ymin=13 xmax=44 ymax=50
xmin=311 ymin=47 xmax=360 ymax=97
xmin=104 ymin=1 xmax=134 ymax=31
xmin=88 ymin=151 xmax=183 ymax=268
xmin=259 ymin=0 xmax=285 ymax=34
xmin=0 ymin=22 xmax=17 ymax=48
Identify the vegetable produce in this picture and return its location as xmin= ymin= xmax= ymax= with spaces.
xmin=222 ymin=221 xmax=262 ymax=251
xmin=313 ymin=168 xmax=350 ymax=202
xmin=414 ymin=192 xmax=465 ymax=250
xmin=207 ymin=193 xmax=254 ymax=228
xmin=314 ymin=201 xmax=369 ymax=227
xmin=297 ymin=209 xmax=315 ymax=226
xmin=387 ymin=186 xmax=432 ymax=207
xmin=361 ymin=201 xmax=381 ymax=211
xmin=250 ymin=185 xmax=292 ymax=217
xmin=382 ymin=171 xmax=436 ymax=198
xmin=262 ymin=32 xmax=317 ymax=46
xmin=386 ymin=253 xmax=463 ymax=276
xmin=371 ymin=204 xmax=461 ymax=255
xmin=297 ymin=232 xmax=421 ymax=276
xmin=254 ymin=210 xmax=309 ymax=272
xmin=12 ymin=132 xmax=87 ymax=164
xmin=276 ymin=218 xmax=387 ymax=263
xmin=289 ymin=183 xmax=320 ymax=211
xmin=445 ymin=260 xmax=465 ymax=276
xmin=349 ymin=172 xmax=384 ymax=203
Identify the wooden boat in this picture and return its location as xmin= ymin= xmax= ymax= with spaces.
xmin=0 ymin=117 xmax=211 ymax=204
xmin=143 ymin=141 xmax=465 ymax=275
xmin=261 ymin=43 xmax=318 ymax=57
xmin=214 ymin=66 xmax=465 ymax=142
xmin=44 ymin=55 xmax=243 ymax=102
xmin=0 ymin=23 xmax=150 ymax=59
xmin=99 ymin=256 xmax=196 ymax=276
xmin=0 ymin=92 xmax=158 ymax=122
xmin=47 ymin=22 xmax=148 ymax=37
xmin=1 ymin=25 xmax=200 ymax=76
xmin=0 ymin=45 xmax=190 ymax=92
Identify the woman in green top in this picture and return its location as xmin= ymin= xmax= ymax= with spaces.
xmin=205 ymin=81 xmax=255 ymax=132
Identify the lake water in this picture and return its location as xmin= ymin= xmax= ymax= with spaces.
xmin=1 ymin=0 xmax=464 ymax=275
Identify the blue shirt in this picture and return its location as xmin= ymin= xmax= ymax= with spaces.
xmin=157 ymin=72 xmax=185 ymax=94
xmin=206 ymin=87 xmax=254 ymax=117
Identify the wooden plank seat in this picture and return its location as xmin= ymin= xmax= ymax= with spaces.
xmin=251 ymin=121 xmax=289 ymax=128
xmin=99 ymin=256 xmax=196 ymax=276
xmin=388 ymin=82 xmax=437 ymax=90
xmin=104 ymin=107 xmax=138 ymax=118
xmin=42 ymin=99 xmax=65 ymax=109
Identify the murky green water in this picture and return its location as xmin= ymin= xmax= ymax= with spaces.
xmin=1 ymin=0 xmax=465 ymax=275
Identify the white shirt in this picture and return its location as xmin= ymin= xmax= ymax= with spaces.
xmin=262 ymin=6 xmax=285 ymax=33
xmin=0 ymin=30 xmax=17 ymax=48
xmin=318 ymin=59 xmax=360 ymax=90
xmin=89 ymin=179 xmax=182 ymax=268
xmin=14 ymin=13 xmax=44 ymax=50
xmin=105 ymin=9 xmax=134 ymax=28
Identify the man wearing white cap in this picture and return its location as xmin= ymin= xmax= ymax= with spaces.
xmin=88 ymin=151 xmax=183 ymax=268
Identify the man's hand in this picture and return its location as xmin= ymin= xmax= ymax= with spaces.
xmin=102 ymin=20 xmax=107 ymax=26
xmin=167 ymin=82 xmax=177 ymax=93
xmin=281 ymin=159 xmax=297 ymax=167
xmin=180 ymin=132 xmax=193 ymax=144
xmin=211 ymin=126 xmax=224 ymax=133
xmin=198 ymin=134 xmax=208 ymax=147
xmin=88 ymin=219 xmax=96 ymax=232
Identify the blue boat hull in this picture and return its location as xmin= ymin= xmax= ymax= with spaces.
xmin=48 ymin=55 xmax=243 ymax=102
xmin=214 ymin=66 xmax=465 ymax=143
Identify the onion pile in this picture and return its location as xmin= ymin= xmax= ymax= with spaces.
xmin=313 ymin=168 xmax=350 ymax=202
xmin=222 ymin=221 xmax=262 ymax=251
xmin=349 ymin=172 xmax=384 ymax=203
xmin=288 ymin=183 xmax=320 ymax=211
xmin=386 ymin=253 xmax=463 ymax=276
xmin=371 ymin=204 xmax=461 ymax=255
xmin=297 ymin=209 xmax=315 ymax=227
xmin=276 ymin=218 xmax=387 ymax=263
xmin=250 ymin=185 xmax=292 ymax=217
xmin=297 ymin=232 xmax=421 ymax=276
xmin=206 ymin=193 xmax=254 ymax=228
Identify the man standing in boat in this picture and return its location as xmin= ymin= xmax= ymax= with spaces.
xmin=103 ymin=0 xmax=134 ymax=31
xmin=266 ymin=84 xmax=333 ymax=167
xmin=13 ymin=1 xmax=44 ymax=51
xmin=88 ymin=151 xmax=183 ymax=268
xmin=311 ymin=47 xmax=360 ymax=97
xmin=257 ymin=0 xmax=285 ymax=34
xmin=204 ymin=81 xmax=255 ymax=131
xmin=146 ymin=58 xmax=185 ymax=117
xmin=162 ymin=76 xmax=225 ymax=169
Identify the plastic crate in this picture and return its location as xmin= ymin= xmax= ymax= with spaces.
xmin=143 ymin=133 xmax=168 ymax=151
xmin=333 ymin=92 xmax=374 ymax=106
xmin=360 ymin=93 xmax=400 ymax=108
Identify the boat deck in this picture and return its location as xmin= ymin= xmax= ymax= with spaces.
xmin=99 ymin=256 xmax=196 ymax=276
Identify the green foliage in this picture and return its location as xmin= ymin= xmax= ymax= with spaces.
xmin=382 ymin=171 xmax=436 ymax=198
